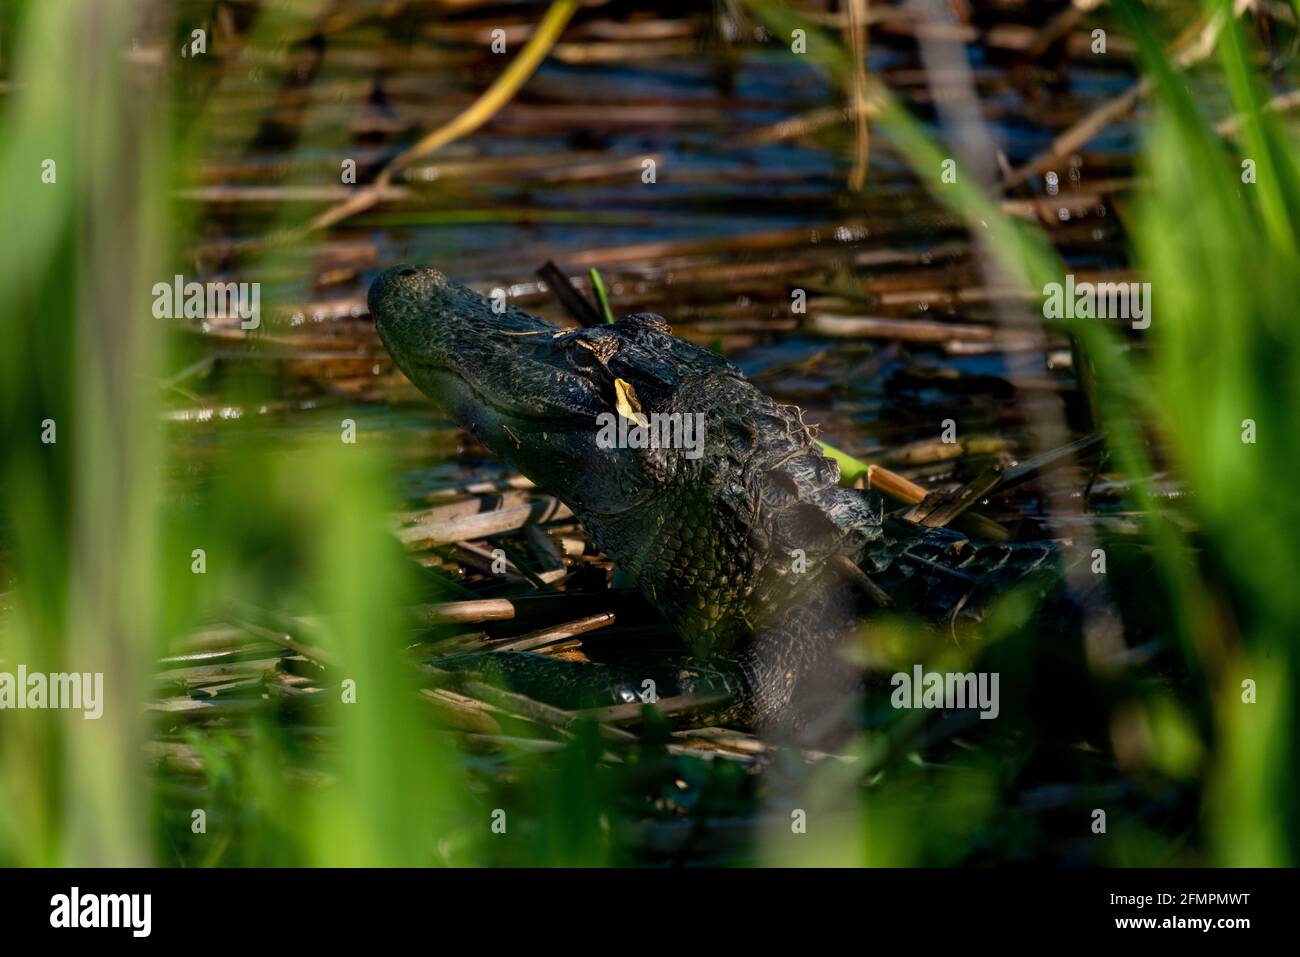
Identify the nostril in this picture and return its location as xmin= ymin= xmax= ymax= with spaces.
xmin=398 ymin=267 xmax=418 ymax=278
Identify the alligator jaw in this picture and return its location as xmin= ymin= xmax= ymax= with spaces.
xmin=368 ymin=264 xmax=658 ymax=521
xmin=369 ymin=265 xmax=608 ymax=425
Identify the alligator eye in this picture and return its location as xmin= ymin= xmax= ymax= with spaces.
xmin=568 ymin=344 xmax=600 ymax=371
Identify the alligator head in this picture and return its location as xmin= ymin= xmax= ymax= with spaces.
xmin=369 ymin=265 xmax=882 ymax=661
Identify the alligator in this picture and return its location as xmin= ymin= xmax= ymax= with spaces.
xmin=369 ymin=266 xmax=1077 ymax=733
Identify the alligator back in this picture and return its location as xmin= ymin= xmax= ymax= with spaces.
xmin=865 ymin=522 xmax=1066 ymax=626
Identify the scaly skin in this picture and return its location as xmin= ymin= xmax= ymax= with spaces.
xmin=369 ymin=266 xmax=1063 ymax=729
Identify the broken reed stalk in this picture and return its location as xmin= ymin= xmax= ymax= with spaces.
xmin=576 ymin=690 xmax=734 ymax=725
xmin=1026 ymin=0 xmax=1104 ymax=60
xmin=816 ymin=439 xmax=1011 ymax=540
xmin=488 ymin=611 xmax=615 ymax=653
xmin=844 ymin=0 xmax=871 ymax=191
xmin=397 ymin=498 xmax=573 ymax=548
xmin=829 ymin=554 xmax=893 ymax=607
xmin=231 ymin=624 xmax=335 ymax=670
xmin=868 ymin=464 xmax=929 ymax=503
xmin=1216 ymin=87 xmax=1300 ymax=138
xmin=1002 ymin=8 xmax=1229 ymax=189
xmin=421 ymin=664 xmax=638 ymax=743
xmin=537 ymin=260 xmax=603 ymax=326
xmin=305 ymin=0 xmax=579 ymax=235
xmin=409 ymin=598 xmax=519 ymax=626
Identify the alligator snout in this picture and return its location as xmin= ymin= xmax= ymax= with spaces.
xmin=368 ymin=265 xmax=448 ymax=333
